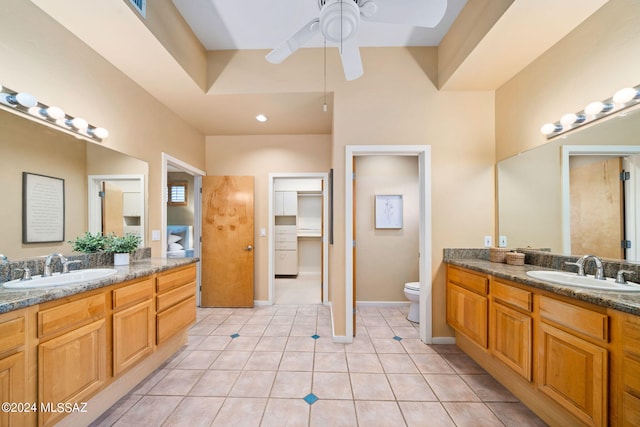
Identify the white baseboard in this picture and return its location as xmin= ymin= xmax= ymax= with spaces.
xmin=356 ymin=301 xmax=410 ymax=308
xmin=431 ymin=336 xmax=456 ymax=345
xmin=253 ymin=300 xmax=271 ymax=306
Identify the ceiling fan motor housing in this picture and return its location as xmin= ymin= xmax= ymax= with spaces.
xmin=319 ymin=0 xmax=361 ymax=43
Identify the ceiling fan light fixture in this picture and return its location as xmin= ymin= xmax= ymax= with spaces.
xmin=319 ymin=0 xmax=360 ymax=43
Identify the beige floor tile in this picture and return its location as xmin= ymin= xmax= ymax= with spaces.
xmin=350 ymin=373 xmax=395 ymax=400
xmin=270 ymin=371 xmax=313 ymax=398
xmin=164 ymin=350 xmax=190 ymax=369
xmin=309 ymin=399 xmax=357 ymax=427
xmin=442 ymin=352 xmax=486 ymax=374
xmin=346 ymin=352 xmax=384 ymax=373
xmin=271 ymin=315 xmax=295 ymax=325
xmin=184 ymin=335 xmax=206 ymax=351
xmin=244 ymin=351 xmax=284 ymax=371
xmin=147 ymin=369 xmax=204 ymax=395
xmin=431 ymin=344 xmax=463 ymax=354
xmin=245 ymin=315 xmax=273 ymax=325
xmin=90 ymin=394 xmax=142 ymax=426
xmin=289 ymin=324 xmax=318 ymax=337
xmin=222 ymin=314 xmax=252 ymax=325
xmin=371 ymin=338 xmax=407 ymax=353
xmin=189 ymin=370 xmax=240 ymax=396
xmin=187 ymin=322 xmax=219 ymax=336
xmin=361 ymin=317 xmax=388 ymax=327
xmin=387 ymin=374 xmax=437 ymax=401
xmin=399 ymin=401 xmax=456 ymax=427
xmin=443 ymin=402 xmax=504 ymax=426
xmin=294 ymin=314 xmax=317 ymax=325
xmin=239 ymin=324 xmax=268 ymax=336
xmin=175 ymin=350 xmax=220 ymax=370
xmin=312 ymin=372 xmax=353 ymax=400
xmin=401 ymin=339 xmax=437 ymax=354
xmin=210 ymin=324 xmax=241 ymax=336
xmin=211 ymin=397 xmax=267 ymax=427
xmin=366 ymin=326 xmax=395 ymax=338
xmin=461 ymin=374 xmax=519 ymax=402
xmin=314 ymin=352 xmax=348 ymax=372
xmin=355 ymin=401 xmax=407 ymax=427
xmin=286 ymin=336 xmax=316 ymax=352
xmin=410 ymin=354 xmax=455 ymax=374
xmin=379 ymin=353 xmax=419 ymax=374
xmin=486 ymin=402 xmax=548 ymax=426
xmin=345 ymin=336 xmax=376 ymax=353
xmin=424 ymin=374 xmax=481 ymax=402
xmin=391 ymin=326 xmax=420 ymax=339
xmin=226 ymin=335 xmax=260 ymax=351
xmin=112 ymin=395 xmax=182 ymax=426
xmin=314 ymin=338 xmax=346 ymax=353
xmin=261 ymin=398 xmax=311 ymax=427
xmin=255 ymin=336 xmax=288 ymax=352
xmin=196 ymin=335 xmax=232 ymax=350
xmin=162 ymin=396 xmax=224 ymax=427
xmin=209 ymin=350 xmax=252 ymax=370
xmin=263 ymin=324 xmax=292 ymax=336
xmin=279 ymin=351 xmax=315 ymax=371
xmin=130 ymin=368 xmax=169 ymax=395
xmin=229 ymin=370 xmax=277 ymax=398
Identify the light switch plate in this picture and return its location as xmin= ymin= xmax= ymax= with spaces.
xmin=151 ymin=230 xmax=161 ymax=241
xmin=484 ymin=236 xmax=492 ymax=247
xmin=499 ymin=235 xmax=507 ymax=247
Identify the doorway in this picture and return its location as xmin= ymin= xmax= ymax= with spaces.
xmin=345 ymin=146 xmax=432 ymax=344
xmin=268 ymin=173 xmax=330 ymax=306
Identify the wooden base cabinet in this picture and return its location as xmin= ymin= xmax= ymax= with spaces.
xmin=156 ymin=265 xmax=197 ymax=344
xmin=446 ymin=266 xmax=489 ymax=349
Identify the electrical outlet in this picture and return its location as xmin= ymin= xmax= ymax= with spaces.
xmin=484 ymin=236 xmax=492 ymax=247
xmin=499 ymin=235 xmax=507 ymax=247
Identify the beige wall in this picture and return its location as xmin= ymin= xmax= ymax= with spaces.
xmin=355 ymin=156 xmax=419 ymax=302
xmin=0 ymin=1 xmax=206 ymax=257
xmin=495 ymin=0 xmax=640 ymax=162
xmin=205 ymin=134 xmax=332 ymax=301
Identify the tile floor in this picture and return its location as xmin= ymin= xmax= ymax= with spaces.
xmin=91 ymin=305 xmax=548 ymax=426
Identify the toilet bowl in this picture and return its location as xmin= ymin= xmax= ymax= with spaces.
xmin=404 ymin=282 xmax=420 ymax=323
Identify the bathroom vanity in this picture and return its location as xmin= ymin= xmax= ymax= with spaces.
xmin=0 ymin=258 xmax=197 ymax=427
xmin=445 ymin=250 xmax=640 ymax=427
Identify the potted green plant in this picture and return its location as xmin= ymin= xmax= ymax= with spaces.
xmin=105 ymin=233 xmax=141 ymax=266
xmin=68 ymin=232 xmax=106 ymax=253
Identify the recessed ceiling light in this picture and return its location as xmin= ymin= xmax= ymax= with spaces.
xmin=256 ymin=114 xmax=268 ymax=122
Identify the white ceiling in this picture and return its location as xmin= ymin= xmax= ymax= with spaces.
xmin=172 ymin=0 xmax=468 ymax=51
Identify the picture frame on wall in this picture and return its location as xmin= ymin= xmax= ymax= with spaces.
xmin=375 ymin=194 xmax=403 ymax=229
xmin=22 ymin=172 xmax=65 ymax=243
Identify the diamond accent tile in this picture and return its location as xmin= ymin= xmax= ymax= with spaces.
xmin=393 ymin=336 xmax=403 ymax=341
xmin=230 ymin=333 xmax=240 ymax=339
xmin=311 ymin=334 xmax=320 ymax=340
xmin=303 ymin=393 xmax=319 ymax=405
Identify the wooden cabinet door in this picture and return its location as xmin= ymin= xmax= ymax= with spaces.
xmin=0 ymin=352 xmax=27 ymax=427
xmin=490 ymin=300 xmax=532 ymax=380
xmin=113 ymin=299 xmax=154 ymax=375
xmin=38 ymin=319 xmax=106 ymax=427
xmin=446 ymin=283 xmax=488 ymax=348
xmin=537 ymin=321 xmax=607 ymax=427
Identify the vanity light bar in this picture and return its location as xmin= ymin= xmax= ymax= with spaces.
xmin=540 ymin=84 xmax=640 ymax=139
xmin=0 ymin=83 xmax=109 ymax=142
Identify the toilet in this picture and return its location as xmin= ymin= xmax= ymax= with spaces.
xmin=404 ymin=281 xmax=420 ymax=323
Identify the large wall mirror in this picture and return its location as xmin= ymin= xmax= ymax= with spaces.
xmin=0 ymin=108 xmax=148 ymax=260
xmin=498 ymin=106 xmax=640 ymax=262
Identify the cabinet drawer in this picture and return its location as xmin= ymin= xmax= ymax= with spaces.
xmin=447 ymin=266 xmax=488 ymax=295
xmin=157 ymin=295 xmax=196 ymax=344
xmin=0 ymin=315 xmax=25 ymax=354
xmin=113 ymin=278 xmax=153 ymax=309
xmin=539 ymin=296 xmax=608 ymax=342
xmin=275 ymin=250 xmax=298 ymax=275
xmin=156 ymin=265 xmax=196 ymax=293
xmin=275 ymin=225 xmax=297 ymax=235
xmin=157 ymin=282 xmax=196 ymax=313
xmin=38 ymin=293 xmax=105 ymax=338
xmin=491 ymin=280 xmax=532 ymax=312
xmin=275 ymin=240 xmax=297 ymax=250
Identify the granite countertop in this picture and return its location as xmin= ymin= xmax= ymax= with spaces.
xmin=0 ymin=257 xmax=199 ymax=314
xmin=445 ymin=256 xmax=640 ymax=317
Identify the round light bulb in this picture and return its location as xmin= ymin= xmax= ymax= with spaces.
xmin=40 ymin=106 xmax=65 ymax=120
xmin=585 ymin=101 xmax=604 ymax=115
xmin=7 ymin=92 xmax=37 ymax=108
xmin=560 ymin=113 xmax=585 ymax=127
xmin=256 ymin=114 xmax=267 ymax=122
xmin=613 ymin=87 xmax=639 ymax=104
xmin=540 ymin=123 xmax=561 ymax=135
xmin=91 ymin=127 xmax=109 ymax=139
xmin=67 ymin=117 xmax=88 ymax=130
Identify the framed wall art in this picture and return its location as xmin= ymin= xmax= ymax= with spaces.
xmin=375 ymin=194 xmax=403 ymax=229
xmin=22 ymin=172 xmax=65 ymax=243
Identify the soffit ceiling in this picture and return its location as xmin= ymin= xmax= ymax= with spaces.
xmin=30 ymin=0 xmax=609 ymax=136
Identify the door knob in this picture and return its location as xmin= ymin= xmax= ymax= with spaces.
xmin=244 ymin=245 xmax=253 ymax=251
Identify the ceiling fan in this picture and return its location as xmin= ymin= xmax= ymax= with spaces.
xmin=265 ymin=0 xmax=448 ymax=81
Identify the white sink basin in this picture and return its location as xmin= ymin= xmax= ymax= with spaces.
xmin=2 ymin=268 xmax=118 ymax=289
xmin=526 ymin=270 xmax=640 ymax=292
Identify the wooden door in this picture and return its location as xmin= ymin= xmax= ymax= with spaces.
xmin=570 ymin=157 xmax=623 ymax=258
xmin=102 ymin=182 xmax=123 ymax=236
xmin=201 ymin=176 xmax=254 ymax=307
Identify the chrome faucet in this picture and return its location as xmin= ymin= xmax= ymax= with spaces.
xmin=0 ymin=254 xmax=8 ymax=264
xmin=565 ymin=255 xmax=605 ymax=280
xmin=44 ymin=253 xmax=66 ymax=277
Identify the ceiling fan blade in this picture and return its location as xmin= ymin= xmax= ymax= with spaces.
xmin=339 ymin=38 xmax=364 ymax=81
xmin=360 ymin=0 xmax=448 ymax=28
xmin=265 ymin=18 xmax=320 ymax=64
